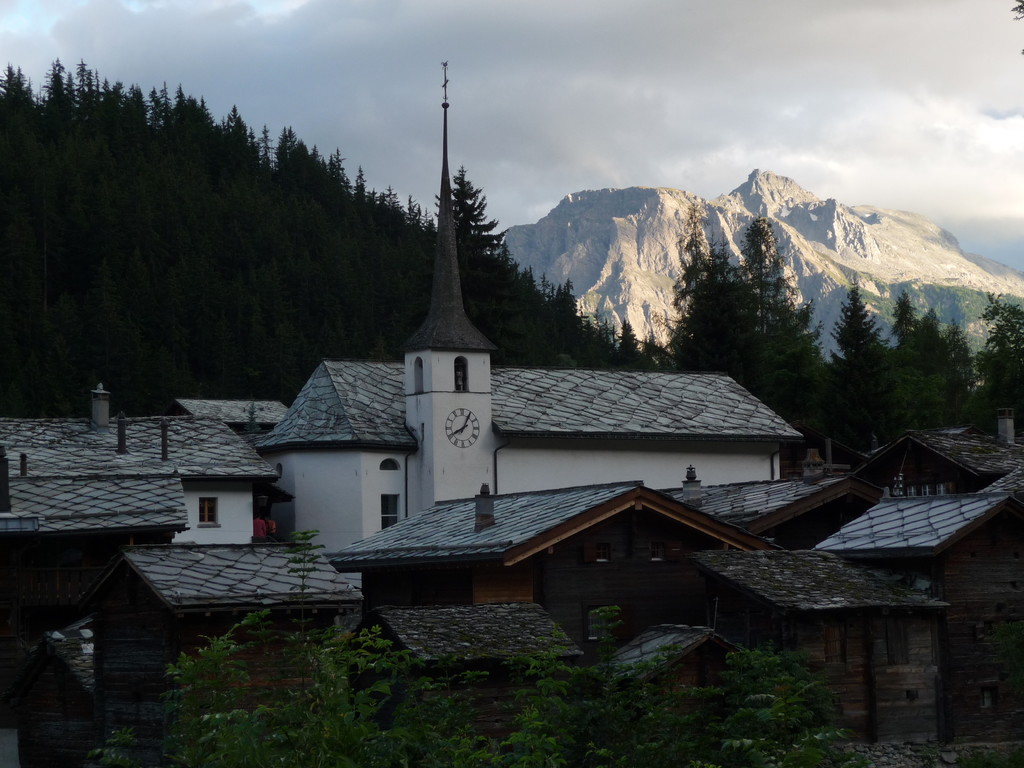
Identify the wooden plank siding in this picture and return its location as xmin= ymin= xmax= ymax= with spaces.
xmin=938 ymin=517 xmax=1024 ymax=742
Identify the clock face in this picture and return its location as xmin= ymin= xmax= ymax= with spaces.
xmin=445 ymin=407 xmax=481 ymax=448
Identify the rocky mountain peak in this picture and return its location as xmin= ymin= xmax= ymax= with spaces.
xmin=505 ymin=172 xmax=1024 ymax=352
xmin=717 ymin=169 xmax=822 ymax=218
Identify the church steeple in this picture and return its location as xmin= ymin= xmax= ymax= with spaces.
xmin=404 ymin=64 xmax=495 ymax=353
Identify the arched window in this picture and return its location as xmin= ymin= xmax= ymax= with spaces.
xmin=414 ymin=357 xmax=424 ymax=393
xmin=454 ymin=356 xmax=468 ymax=392
xmin=380 ymin=459 xmax=400 ymax=471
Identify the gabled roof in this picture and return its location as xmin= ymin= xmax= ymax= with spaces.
xmin=984 ymin=465 xmax=1024 ymax=493
xmin=693 ymin=550 xmax=946 ymax=612
xmin=258 ymin=361 xmax=801 ymax=452
xmin=612 ymin=624 xmax=735 ymax=678
xmin=84 ymin=543 xmax=361 ymax=612
xmin=815 ymin=493 xmax=1024 ymax=558
xmin=366 ymin=603 xmax=581 ymax=661
xmin=863 ymin=429 xmax=1024 ymax=480
xmin=169 ymin=399 xmax=288 ymax=427
xmin=0 ymin=416 xmax=277 ymax=481
xmin=7 ymin=615 xmax=96 ymax=702
xmin=662 ymin=476 xmax=882 ymax=533
xmin=331 ymin=482 xmax=770 ymax=570
xmin=11 ymin=476 xmax=187 ymax=534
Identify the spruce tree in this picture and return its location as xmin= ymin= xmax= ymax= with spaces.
xmin=826 ymin=285 xmax=896 ymax=450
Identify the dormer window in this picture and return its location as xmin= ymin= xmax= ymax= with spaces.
xmin=454 ymin=357 xmax=468 ymax=391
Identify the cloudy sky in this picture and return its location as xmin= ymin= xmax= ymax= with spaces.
xmin=3 ymin=0 xmax=1023 ymax=268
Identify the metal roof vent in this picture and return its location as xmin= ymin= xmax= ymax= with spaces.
xmin=91 ymin=384 xmax=110 ymax=432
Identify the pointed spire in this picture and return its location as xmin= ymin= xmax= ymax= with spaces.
xmin=404 ymin=64 xmax=495 ymax=353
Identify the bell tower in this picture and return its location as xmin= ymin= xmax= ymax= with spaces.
xmin=404 ymin=64 xmax=497 ymax=513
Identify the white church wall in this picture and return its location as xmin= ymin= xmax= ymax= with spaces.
xmin=494 ymin=439 xmax=779 ymax=495
xmin=175 ymin=481 xmax=254 ymax=544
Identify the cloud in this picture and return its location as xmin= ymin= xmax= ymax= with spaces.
xmin=2 ymin=0 xmax=1023 ymax=267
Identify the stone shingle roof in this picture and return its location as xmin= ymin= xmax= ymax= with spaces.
xmin=171 ymin=399 xmax=288 ymax=426
xmin=983 ymin=465 xmax=1024 ymax=493
xmin=891 ymin=429 xmax=1024 ymax=477
xmin=662 ymin=477 xmax=848 ymax=527
xmin=368 ymin=603 xmax=580 ymax=661
xmin=258 ymin=361 xmax=801 ymax=451
xmin=612 ymin=624 xmax=733 ymax=673
xmin=11 ymin=476 xmax=187 ymax=533
xmin=815 ymin=493 xmax=1020 ymax=556
xmin=332 ymin=482 xmax=647 ymax=568
xmin=106 ymin=543 xmax=361 ymax=611
xmin=6 ymin=615 xmax=96 ymax=702
xmin=692 ymin=550 xmax=946 ymax=611
xmin=0 ymin=416 xmax=277 ymax=480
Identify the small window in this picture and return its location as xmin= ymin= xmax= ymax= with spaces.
xmin=454 ymin=357 xmax=468 ymax=392
xmin=583 ymin=542 xmax=613 ymax=563
xmin=649 ymin=541 xmax=665 ymax=561
xmin=824 ymin=620 xmax=846 ymax=663
xmin=199 ymin=497 xmax=218 ymax=525
xmin=585 ymin=605 xmax=632 ymax=641
xmin=414 ymin=357 xmax=424 ymax=393
xmin=381 ymin=494 xmax=400 ymax=529
xmin=981 ymin=686 xmax=998 ymax=708
xmin=380 ymin=458 xmax=400 ymax=471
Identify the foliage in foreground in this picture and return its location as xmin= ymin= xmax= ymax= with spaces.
xmin=155 ymin=609 xmax=857 ymax=768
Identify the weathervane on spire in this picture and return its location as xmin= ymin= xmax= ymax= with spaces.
xmin=441 ymin=61 xmax=449 ymax=107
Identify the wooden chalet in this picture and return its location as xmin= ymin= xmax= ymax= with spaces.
xmin=817 ymin=493 xmax=1024 ymax=742
xmin=78 ymin=543 xmax=362 ymax=768
xmin=855 ymin=426 xmax=1024 ymax=497
xmin=331 ymin=481 xmax=771 ymax=663
xmin=6 ymin=616 xmax=95 ymax=768
xmin=664 ymin=475 xmax=884 ymax=549
xmin=693 ymin=549 xmax=947 ymax=743
xmin=362 ymin=603 xmax=581 ymax=736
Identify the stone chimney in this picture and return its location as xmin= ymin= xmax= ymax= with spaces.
xmin=0 ymin=447 xmax=9 ymax=513
xmin=116 ymin=412 xmax=127 ymax=454
xmin=91 ymin=384 xmax=110 ymax=432
xmin=682 ymin=465 xmax=701 ymax=506
xmin=998 ymin=408 xmax=1015 ymax=445
xmin=802 ymin=448 xmax=825 ymax=480
xmin=474 ymin=484 xmax=495 ymax=532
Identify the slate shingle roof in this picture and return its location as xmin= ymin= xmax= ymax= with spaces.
xmin=612 ymin=624 xmax=732 ymax=672
xmin=107 ymin=543 xmax=361 ymax=611
xmin=892 ymin=429 xmax=1024 ymax=477
xmin=692 ymin=550 xmax=946 ymax=611
xmin=258 ymin=361 xmax=801 ymax=451
xmin=11 ymin=476 xmax=186 ymax=533
xmin=0 ymin=416 xmax=277 ymax=480
xmin=815 ymin=493 xmax=1020 ymax=556
xmin=332 ymin=482 xmax=647 ymax=568
xmin=369 ymin=603 xmax=580 ymax=661
xmin=662 ymin=477 xmax=848 ymax=527
xmin=171 ymin=399 xmax=288 ymax=426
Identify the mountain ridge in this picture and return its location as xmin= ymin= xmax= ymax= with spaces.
xmin=506 ymin=171 xmax=1024 ymax=348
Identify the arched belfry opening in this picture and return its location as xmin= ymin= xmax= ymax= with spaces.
xmin=454 ymin=356 xmax=468 ymax=392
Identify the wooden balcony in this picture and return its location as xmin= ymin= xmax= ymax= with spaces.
xmin=14 ymin=567 xmax=105 ymax=606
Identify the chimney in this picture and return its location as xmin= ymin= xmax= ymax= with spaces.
xmin=116 ymin=412 xmax=127 ymax=454
xmin=0 ymin=447 xmax=9 ymax=513
xmin=474 ymin=484 xmax=495 ymax=532
xmin=160 ymin=418 xmax=169 ymax=461
xmin=802 ymin=448 xmax=825 ymax=481
xmin=91 ymin=384 xmax=110 ymax=432
xmin=998 ymin=408 xmax=1016 ymax=445
xmin=19 ymin=453 xmax=26 ymax=477
xmin=682 ymin=465 xmax=702 ymax=506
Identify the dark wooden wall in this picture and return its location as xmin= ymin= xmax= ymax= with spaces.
xmin=14 ymin=657 xmax=95 ymax=768
xmin=938 ymin=514 xmax=1024 ymax=742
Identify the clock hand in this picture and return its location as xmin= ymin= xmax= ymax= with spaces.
xmin=454 ymin=416 xmax=471 ymax=435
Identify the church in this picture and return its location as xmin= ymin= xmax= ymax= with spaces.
xmin=256 ymin=92 xmax=800 ymax=556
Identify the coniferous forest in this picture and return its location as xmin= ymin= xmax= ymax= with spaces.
xmin=0 ymin=62 xmax=618 ymax=418
xmin=3 ymin=62 xmax=1023 ymax=451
